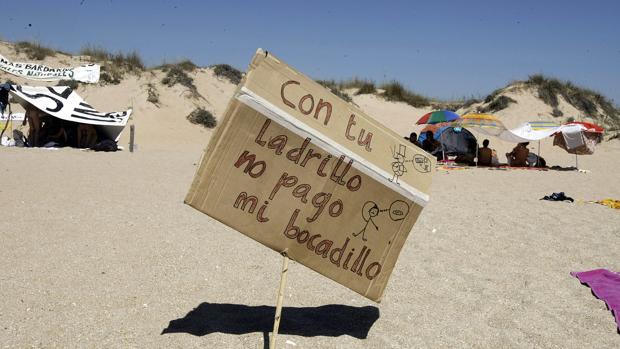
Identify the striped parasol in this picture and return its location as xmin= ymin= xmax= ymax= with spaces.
xmin=455 ymin=113 xmax=506 ymax=137
xmin=457 ymin=113 xmax=504 ymax=129
xmin=527 ymin=120 xmax=561 ymax=130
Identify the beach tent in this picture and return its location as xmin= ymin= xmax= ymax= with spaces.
xmin=6 ymin=84 xmax=131 ymax=141
xmin=419 ymin=126 xmax=477 ymax=159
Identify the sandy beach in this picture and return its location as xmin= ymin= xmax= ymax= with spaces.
xmin=1 ymin=109 xmax=619 ymax=348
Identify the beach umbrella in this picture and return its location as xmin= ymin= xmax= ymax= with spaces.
xmin=416 ymin=110 xmax=460 ymax=125
xmin=416 ymin=111 xmax=460 ymax=161
xmin=566 ymin=121 xmax=604 ymax=133
xmin=553 ymin=121 xmax=604 ymax=168
xmin=419 ymin=122 xmax=452 ymax=134
xmin=456 ymin=113 xmax=505 ymax=135
xmin=458 ymin=113 xmax=502 ymax=127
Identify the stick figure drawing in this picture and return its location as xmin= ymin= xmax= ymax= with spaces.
xmin=389 ymin=144 xmax=407 ymax=184
xmin=352 ymin=200 xmax=410 ymax=242
xmin=389 ymin=144 xmax=433 ymax=183
xmin=353 ymin=201 xmax=380 ymax=241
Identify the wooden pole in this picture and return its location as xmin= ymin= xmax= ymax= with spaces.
xmin=270 ymin=253 xmax=289 ymax=349
xmin=129 ymin=124 xmax=135 ymax=152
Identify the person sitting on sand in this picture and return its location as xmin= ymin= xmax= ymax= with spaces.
xmin=506 ymin=142 xmax=530 ymax=167
xmin=422 ymin=131 xmax=440 ymax=153
xmin=24 ymin=105 xmax=48 ymax=147
xmin=405 ymin=132 xmax=421 ymax=147
xmin=63 ymin=121 xmax=79 ymax=148
xmin=40 ymin=116 xmax=68 ymax=147
xmin=77 ymin=124 xmax=98 ymax=148
xmin=478 ymin=139 xmax=493 ymax=166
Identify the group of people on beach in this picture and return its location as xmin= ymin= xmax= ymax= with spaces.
xmin=405 ymin=131 xmax=440 ymax=155
xmin=479 ymin=139 xmax=532 ymax=167
xmin=405 ymin=130 xmax=534 ymax=167
xmin=23 ymin=105 xmax=98 ymax=148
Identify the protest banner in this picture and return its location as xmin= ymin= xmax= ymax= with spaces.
xmin=185 ymin=49 xmax=434 ymax=302
xmin=0 ymin=54 xmax=100 ymax=83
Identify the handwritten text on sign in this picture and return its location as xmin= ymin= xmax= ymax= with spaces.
xmin=232 ymin=117 xmax=384 ymax=281
xmin=280 ymin=80 xmax=373 ymax=152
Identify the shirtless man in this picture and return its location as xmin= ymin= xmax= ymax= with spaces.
xmin=422 ymin=131 xmax=440 ymax=153
xmin=25 ymin=106 xmax=47 ymax=147
xmin=41 ymin=117 xmax=69 ymax=146
xmin=405 ymin=132 xmax=421 ymax=148
xmin=506 ymin=142 xmax=529 ymax=167
xmin=478 ymin=139 xmax=493 ymax=166
xmin=77 ymin=123 xmax=98 ymax=148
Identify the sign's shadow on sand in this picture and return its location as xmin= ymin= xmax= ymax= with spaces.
xmin=162 ymin=302 xmax=380 ymax=344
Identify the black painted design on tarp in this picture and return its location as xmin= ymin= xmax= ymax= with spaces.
xmin=47 ymin=86 xmax=73 ymax=99
xmin=14 ymin=85 xmax=64 ymax=112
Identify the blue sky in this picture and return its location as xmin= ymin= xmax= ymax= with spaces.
xmin=3 ymin=0 xmax=619 ymax=104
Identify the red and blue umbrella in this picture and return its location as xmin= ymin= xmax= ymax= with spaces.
xmin=416 ymin=110 xmax=460 ymax=125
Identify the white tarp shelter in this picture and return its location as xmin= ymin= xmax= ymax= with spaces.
xmin=471 ymin=121 xmax=590 ymax=144
xmin=8 ymin=85 xmax=131 ymax=141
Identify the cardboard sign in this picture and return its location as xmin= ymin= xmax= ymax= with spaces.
xmin=186 ymin=50 xmax=434 ymax=301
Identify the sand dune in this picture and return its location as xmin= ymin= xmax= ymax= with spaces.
xmin=1 ymin=43 xmax=619 ymax=348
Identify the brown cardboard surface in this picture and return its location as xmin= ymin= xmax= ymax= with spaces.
xmin=243 ymin=50 xmax=434 ymax=194
xmin=186 ymin=50 xmax=434 ymax=301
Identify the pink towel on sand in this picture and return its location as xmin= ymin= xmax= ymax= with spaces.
xmin=571 ymin=269 xmax=620 ymax=331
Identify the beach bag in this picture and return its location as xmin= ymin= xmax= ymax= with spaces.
xmin=90 ymin=139 xmax=118 ymax=152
